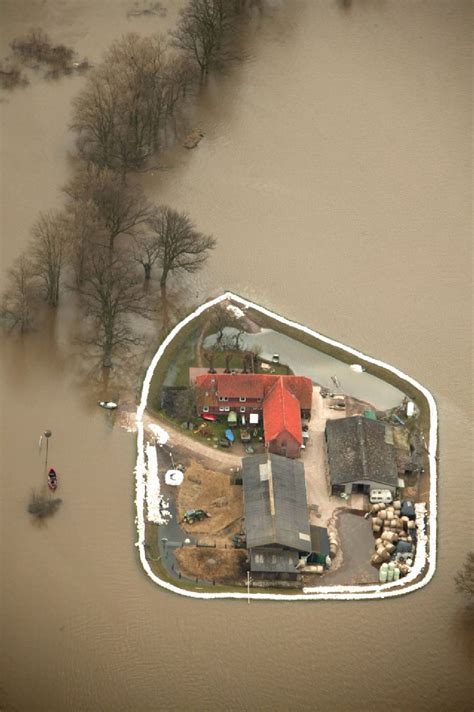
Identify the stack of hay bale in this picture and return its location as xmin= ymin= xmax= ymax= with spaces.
xmin=369 ymin=501 xmax=415 ymax=577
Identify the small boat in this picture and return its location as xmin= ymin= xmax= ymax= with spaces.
xmin=98 ymin=401 xmax=118 ymax=410
xmin=48 ymin=468 xmax=58 ymax=491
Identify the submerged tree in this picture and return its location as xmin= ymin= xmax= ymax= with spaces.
xmin=0 ymin=255 xmax=38 ymax=332
xmin=30 ymin=210 xmax=69 ymax=307
xmin=171 ymin=0 xmax=234 ymax=77
xmin=64 ymin=199 xmax=105 ymax=288
xmin=28 ymin=490 xmax=63 ymax=518
xmin=63 ymin=167 xmax=151 ymax=252
xmin=132 ymin=232 xmax=161 ymax=280
xmin=147 ymin=205 xmax=215 ymax=327
xmin=455 ymin=551 xmax=474 ymax=610
xmin=71 ymin=34 xmax=193 ymax=172
xmin=76 ymin=245 xmax=153 ymax=368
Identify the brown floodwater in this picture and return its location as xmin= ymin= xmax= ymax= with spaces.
xmin=0 ymin=1 xmax=472 ymax=711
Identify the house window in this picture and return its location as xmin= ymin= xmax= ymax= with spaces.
xmin=219 ymin=407 xmax=225 ymax=412
xmin=224 ymin=406 xmax=230 ymax=412
xmin=240 ymin=406 xmax=246 ymax=413
xmin=203 ymin=406 xmax=209 ymax=413
xmin=271 ymin=555 xmax=277 ymax=564
xmin=255 ymin=553 xmax=264 ymax=564
xmin=239 ymin=397 xmax=246 ymax=403
xmin=218 ymin=396 xmax=228 ymax=402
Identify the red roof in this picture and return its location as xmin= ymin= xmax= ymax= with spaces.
xmin=194 ymin=373 xmax=312 ymax=448
xmin=263 ymin=378 xmax=303 ymax=445
xmin=194 ymin=373 xmax=312 ymax=405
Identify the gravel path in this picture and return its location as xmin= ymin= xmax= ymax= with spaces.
xmin=143 ymin=410 xmax=242 ymax=469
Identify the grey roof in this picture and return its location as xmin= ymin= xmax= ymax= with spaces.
xmin=250 ymin=547 xmax=299 ymax=574
xmin=242 ymin=453 xmax=311 ymax=553
xmin=325 ymin=416 xmax=398 ymax=487
xmin=310 ymin=526 xmax=330 ymax=557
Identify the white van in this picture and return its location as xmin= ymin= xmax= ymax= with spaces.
xmin=369 ymin=489 xmax=393 ymax=504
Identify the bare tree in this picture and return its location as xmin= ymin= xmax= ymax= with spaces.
xmin=455 ymin=552 xmax=474 ymax=608
xmin=63 ymin=167 xmax=151 ymax=252
xmin=171 ymin=0 xmax=234 ymax=77
xmin=28 ymin=490 xmax=62 ymax=518
xmin=132 ymin=232 xmax=160 ymax=280
xmin=174 ymin=385 xmax=197 ymax=425
xmin=30 ymin=211 xmax=69 ymax=307
xmin=71 ymin=34 xmax=192 ymax=172
xmin=203 ymin=349 xmax=216 ymax=373
xmin=224 ymin=352 xmax=233 ymax=372
xmin=64 ymin=199 xmax=105 ymax=287
xmin=209 ymin=303 xmax=246 ymax=350
xmin=76 ymin=245 xmax=153 ymax=367
xmin=148 ymin=205 xmax=216 ymax=325
xmin=0 ymin=255 xmax=38 ymax=332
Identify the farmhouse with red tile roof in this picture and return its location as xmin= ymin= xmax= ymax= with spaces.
xmin=193 ymin=373 xmax=313 ymax=458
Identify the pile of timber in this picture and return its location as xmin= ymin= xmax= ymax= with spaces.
xmin=369 ymin=501 xmax=415 ymax=578
xmin=327 ymin=516 xmax=340 ymax=560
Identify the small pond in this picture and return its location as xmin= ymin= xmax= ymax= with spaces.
xmin=204 ymin=327 xmax=405 ymax=410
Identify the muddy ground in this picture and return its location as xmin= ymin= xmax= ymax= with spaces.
xmin=175 ymin=547 xmax=248 ymax=584
xmin=176 ymin=459 xmax=244 ymax=540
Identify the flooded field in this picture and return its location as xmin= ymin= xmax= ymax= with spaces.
xmin=0 ymin=1 xmax=472 ymax=711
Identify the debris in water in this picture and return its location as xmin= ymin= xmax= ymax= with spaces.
xmin=183 ymin=129 xmax=204 ymax=149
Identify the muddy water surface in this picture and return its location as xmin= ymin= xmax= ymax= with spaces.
xmin=1 ymin=1 xmax=472 ymax=711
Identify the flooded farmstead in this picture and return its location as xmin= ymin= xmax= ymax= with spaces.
xmin=0 ymin=1 xmax=472 ymax=711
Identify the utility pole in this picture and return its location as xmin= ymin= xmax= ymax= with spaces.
xmin=247 ymin=571 xmax=253 ymax=604
xmin=41 ymin=430 xmax=52 ymax=476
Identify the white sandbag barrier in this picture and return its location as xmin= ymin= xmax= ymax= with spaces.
xmin=134 ymin=291 xmax=438 ymax=601
xmin=145 ymin=442 xmax=171 ymax=525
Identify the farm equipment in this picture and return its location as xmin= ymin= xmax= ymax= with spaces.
xmin=183 ymin=509 xmax=210 ymax=524
xmin=232 ymin=533 xmax=247 ymax=549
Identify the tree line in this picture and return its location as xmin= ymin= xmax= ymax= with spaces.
xmin=1 ymin=167 xmax=215 ymax=366
xmin=1 ymin=0 xmax=253 ymax=368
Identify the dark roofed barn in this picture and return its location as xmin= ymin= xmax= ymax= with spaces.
xmin=242 ymin=453 xmax=312 ymax=575
xmin=325 ymin=416 xmax=398 ymax=496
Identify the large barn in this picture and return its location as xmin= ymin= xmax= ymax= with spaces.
xmin=241 ymin=453 xmax=329 ymax=576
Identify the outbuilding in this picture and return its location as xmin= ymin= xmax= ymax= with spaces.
xmin=325 ymin=416 xmax=398 ymax=497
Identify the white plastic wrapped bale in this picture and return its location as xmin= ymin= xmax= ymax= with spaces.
xmin=165 ymin=469 xmax=184 ymax=486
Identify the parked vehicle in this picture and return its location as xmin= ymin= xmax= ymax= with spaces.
xmin=370 ymin=489 xmax=393 ymax=504
xmin=232 ymin=534 xmax=246 ymax=549
xmin=401 ymin=499 xmax=416 ymax=519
